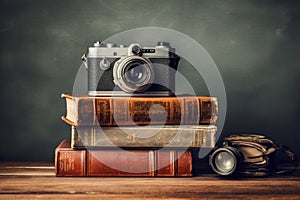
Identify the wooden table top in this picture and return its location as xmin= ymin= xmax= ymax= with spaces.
xmin=0 ymin=162 xmax=299 ymax=199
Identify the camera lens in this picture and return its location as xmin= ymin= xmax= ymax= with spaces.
xmin=215 ymin=152 xmax=235 ymax=173
xmin=210 ymin=147 xmax=241 ymax=176
xmin=124 ymin=63 xmax=148 ymax=84
xmin=113 ymin=56 xmax=154 ymax=93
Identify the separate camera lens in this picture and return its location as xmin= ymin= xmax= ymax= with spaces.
xmin=215 ymin=152 xmax=235 ymax=173
xmin=210 ymin=147 xmax=240 ymax=176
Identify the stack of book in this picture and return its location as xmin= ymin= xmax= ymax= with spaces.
xmin=55 ymin=94 xmax=218 ymax=176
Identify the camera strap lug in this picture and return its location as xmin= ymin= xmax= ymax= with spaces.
xmin=81 ymin=54 xmax=88 ymax=69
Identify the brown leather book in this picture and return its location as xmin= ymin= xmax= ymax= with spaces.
xmin=61 ymin=94 xmax=218 ymax=126
xmin=71 ymin=125 xmax=217 ymax=148
xmin=55 ymin=139 xmax=192 ymax=177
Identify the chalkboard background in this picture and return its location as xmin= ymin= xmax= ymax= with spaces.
xmin=0 ymin=0 xmax=299 ymax=161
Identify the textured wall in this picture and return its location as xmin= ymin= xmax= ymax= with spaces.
xmin=0 ymin=0 xmax=299 ymax=161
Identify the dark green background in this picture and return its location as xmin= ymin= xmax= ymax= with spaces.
xmin=0 ymin=0 xmax=299 ymax=161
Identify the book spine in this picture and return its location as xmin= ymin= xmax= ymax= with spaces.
xmin=155 ymin=150 xmax=192 ymax=176
xmin=55 ymin=140 xmax=192 ymax=177
xmin=55 ymin=140 xmax=86 ymax=176
xmin=87 ymin=150 xmax=155 ymax=176
xmin=61 ymin=95 xmax=218 ymax=126
xmin=71 ymin=125 xmax=217 ymax=148
xmin=200 ymin=97 xmax=218 ymax=124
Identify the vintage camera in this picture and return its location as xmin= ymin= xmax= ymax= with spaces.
xmin=84 ymin=42 xmax=180 ymax=96
xmin=209 ymin=134 xmax=297 ymax=177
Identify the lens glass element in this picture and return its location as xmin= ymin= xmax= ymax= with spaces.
xmin=214 ymin=151 xmax=236 ymax=173
xmin=124 ymin=63 xmax=149 ymax=85
xmin=113 ymin=56 xmax=154 ymax=93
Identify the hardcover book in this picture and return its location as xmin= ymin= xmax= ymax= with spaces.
xmin=55 ymin=140 xmax=193 ymax=177
xmin=61 ymin=94 xmax=218 ymax=126
xmin=71 ymin=125 xmax=217 ymax=148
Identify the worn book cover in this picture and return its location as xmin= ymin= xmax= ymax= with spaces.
xmin=55 ymin=139 xmax=193 ymax=177
xmin=61 ymin=94 xmax=218 ymax=126
xmin=71 ymin=125 xmax=217 ymax=148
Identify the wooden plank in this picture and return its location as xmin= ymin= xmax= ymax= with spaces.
xmin=0 ymin=162 xmax=300 ymax=199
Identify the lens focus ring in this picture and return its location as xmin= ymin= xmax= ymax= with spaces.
xmin=113 ymin=56 xmax=154 ymax=93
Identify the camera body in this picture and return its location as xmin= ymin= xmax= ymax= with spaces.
xmin=86 ymin=42 xmax=180 ymax=96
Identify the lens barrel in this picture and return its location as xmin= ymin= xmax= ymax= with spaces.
xmin=113 ymin=56 xmax=154 ymax=93
xmin=209 ymin=146 xmax=241 ymax=176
